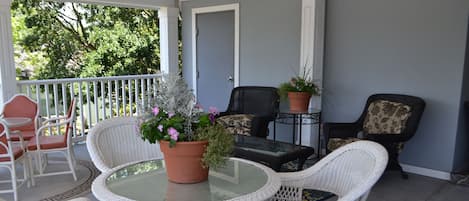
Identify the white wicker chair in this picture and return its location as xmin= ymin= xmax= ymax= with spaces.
xmin=271 ymin=140 xmax=388 ymax=201
xmin=87 ymin=117 xmax=163 ymax=172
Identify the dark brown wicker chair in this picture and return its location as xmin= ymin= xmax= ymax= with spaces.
xmin=324 ymin=94 xmax=425 ymax=179
xmin=217 ymin=86 xmax=280 ymax=138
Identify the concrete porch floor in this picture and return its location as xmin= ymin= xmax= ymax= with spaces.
xmin=2 ymin=143 xmax=467 ymax=201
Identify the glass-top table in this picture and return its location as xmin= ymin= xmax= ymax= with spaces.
xmin=92 ymin=158 xmax=280 ymax=201
xmin=234 ymin=135 xmax=314 ymax=171
xmin=2 ymin=117 xmax=32 ymax=128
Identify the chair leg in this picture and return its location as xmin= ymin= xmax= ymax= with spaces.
xmin=400 ymin=168 xmax=409 ymax=179
xmin=66 ymin=150 xmax=77 ymax=181
xmin=10 ymin=165 xmax=18 ymax=201
xmin=28 ymin=154 xmax=35 ymax=186
xmin=23 ymin=159 xmax=29 ymax=188
xmin=37 ymin=152 xmax=44 ymax=175
xmin=70 ymin=145 xmax=77 ymax=167
xmin=384 ymin=142 xmax=409 ymax=179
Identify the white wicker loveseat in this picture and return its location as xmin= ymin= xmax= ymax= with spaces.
xmin=271 ymin=140 xmax=388 ymax=201
xmin=86 ymin=117 xmax=163 ymax=172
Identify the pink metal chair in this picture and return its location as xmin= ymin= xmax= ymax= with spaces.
xmin=1 ymin=94 xmax=39 ymax=142
xmin=27 ymin=98 xmax=77 ymax=182
xmin=0 ymin=120 xmax=32 ymax=201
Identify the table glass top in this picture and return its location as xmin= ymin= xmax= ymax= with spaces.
xmin=105 ymin=159 xmax=268 ymax=201
xmin=234 ymin=135 xmax=311 ymax=157
xmin=2 ymin=117 xmax=32 ymax=128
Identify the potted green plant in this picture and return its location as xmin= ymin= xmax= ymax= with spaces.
xmin=139 ymin=74 xmax=233 ymax=184
xmin=278 ymin=73 xmax=319 ymax=112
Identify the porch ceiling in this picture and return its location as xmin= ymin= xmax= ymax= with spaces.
xmin=50 ymin=0 xmax=177 ymax=9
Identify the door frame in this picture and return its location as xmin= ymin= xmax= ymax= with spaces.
xmin=191 ymin=3 xmax=239 ymax=97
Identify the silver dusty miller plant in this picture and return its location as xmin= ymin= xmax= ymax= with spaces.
xmin=140 ymin=74 xmax=203 ymax=136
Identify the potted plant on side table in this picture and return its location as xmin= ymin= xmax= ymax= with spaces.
xmin=139 ymin=74 xmax=233 ymax=184
xmin=279 ymin=73 xmax=320 ymax=112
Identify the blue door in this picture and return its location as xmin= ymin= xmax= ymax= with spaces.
xmin=196 ymin=11 xmax=235 ymax=112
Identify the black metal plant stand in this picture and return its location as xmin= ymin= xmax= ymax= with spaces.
xmin=273 ymin=110 xmax=321 ymax=158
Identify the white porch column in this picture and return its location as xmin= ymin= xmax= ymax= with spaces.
xmin=299 ymin=0 xmax=326 ymax=149
xmin=0 ymin=0 xmax=16 ymax=105
xmin=158 ymin=7 xmax=179 ymax=74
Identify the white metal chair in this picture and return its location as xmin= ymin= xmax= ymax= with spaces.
xmin=87 ymin=117 xmax=163 ymax=172
xmin=271 ymin=140 xmax=388 ymax=201
xmin=27 ymin=98 xmax=77 ymax=183
xmin=0 ymin=120 xmax=32 ymax=201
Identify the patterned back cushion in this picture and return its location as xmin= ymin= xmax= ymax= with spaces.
xmin=363 ymin=100 xmax=412 ymax=134
xmin=216 ymin=114 xmax=254 ymax=136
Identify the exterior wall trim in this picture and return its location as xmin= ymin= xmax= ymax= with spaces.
xmin=401 ymin=163 xmax=451 ymax=180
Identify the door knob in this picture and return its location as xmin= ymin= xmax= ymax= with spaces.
xmin=228 ymin=75 xmax=233 ymax=81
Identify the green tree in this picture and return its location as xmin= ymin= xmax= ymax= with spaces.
xmin=11 ymin=0 xmax=162 ymax=80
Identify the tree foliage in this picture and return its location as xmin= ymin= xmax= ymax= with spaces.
xmin=11 ymin=0 xmax=162 ymax=80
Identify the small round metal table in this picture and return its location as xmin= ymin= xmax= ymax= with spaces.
xmin=2 ymin=117 xmax=32 ymax=128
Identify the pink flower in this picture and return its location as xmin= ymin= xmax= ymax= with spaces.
xmin=157 ymin=125 xmax=163 ymax=132
xmin=168 ymin=127 xmax=179 ymax=141
xmin=208 ymin=106 xmax=219 ymax=115
xmin=152 ymin=106 xmax=159 ymax=116
xmin=168 ymin=112 xmax=175 ymax=118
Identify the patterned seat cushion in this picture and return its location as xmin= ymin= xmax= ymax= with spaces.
xmin=327 ymin=137 xmax=361 ymax=151
xmin=363 ymin=100 xmax=412 ymax=135
xmin=216 ymin=114 xmax=254 ymax=136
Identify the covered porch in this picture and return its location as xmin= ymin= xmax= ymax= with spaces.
xmin=0 ymin=0 xmax=469 ymax=200
xmin=0 ymin=143 xmax=467 ymax=200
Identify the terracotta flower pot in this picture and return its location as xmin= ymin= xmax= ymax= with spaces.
xmin=288 ymin=92 xmax=312 ymax=112
xmin=159 ymin=140 xmax=209 ymax=184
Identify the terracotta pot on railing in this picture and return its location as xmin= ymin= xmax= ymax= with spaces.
xmin=159 ymin=140 xmax=209 ymax=184
xmin=288 ymin=92 xmax=312 ymax=112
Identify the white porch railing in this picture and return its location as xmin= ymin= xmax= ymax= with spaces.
xmin=16 ymin=74 xmax=163 ymax=141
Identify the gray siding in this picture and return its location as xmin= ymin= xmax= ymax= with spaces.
xmin=323 ymin=0 xmax=469 ymax=172
xmin=455 ymin=19 xmax=469 ymax=172
xmin=181 ymin=0 xmax=301 ymax=88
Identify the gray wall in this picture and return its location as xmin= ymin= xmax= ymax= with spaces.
xmin=323 ymin=0 xmax=469 ymax=172
xmin=181 ymin=0 xmax=302 ymax=143
xmin=455 ymin=19 xmax=469 ymax=172
xmin=181 ymin=0 xmax=301 ymax=88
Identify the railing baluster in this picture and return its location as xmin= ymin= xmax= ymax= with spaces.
xmin=141 ymin=79 xmax=145 ymax=108
xmin=101 ymin=81 xmax=106 ymax=120
xmin=122 ymin=80 xmax=126 ymax=116
xmin=86 ymin=82 xmax=92 ymax=130
xmin=62 ymin=83 xmax=67 ymax=116
xmin=26 ymin=86 xmax=31 ymax=97
xmin=35 ymin=85 xmax=40 ymax=109
xmin=108 ymin=80 xmax=112 ymax=118
xmin=44 ymin=84 xmax=51 ymax=134
xmin=115 ymin=80 xmax=120 ymax=117
xmin=147 ymin=78 xmax=151 ymax=101
xmin=78 ymin=82 xmax=85 ymax=137
xmin=128 ymin=79 xmax=133 ymax=115
xmin=153 ymin=77 xmax=157 ymax=98
xmin=69 ymin=83 xmax=76 ymax=139
xmin=53 ymin=84 xmax=60 ymax=135
xmin=93 ymin=81 xmax=99 ymax=122
xmin=135 ymin=79 xmax=139 ymax=116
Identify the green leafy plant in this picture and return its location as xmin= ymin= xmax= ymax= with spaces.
xmin=139 ymin=74 xmax=233 ymax=168
xmin=278 ymin=71 xmax=320 ymax=98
